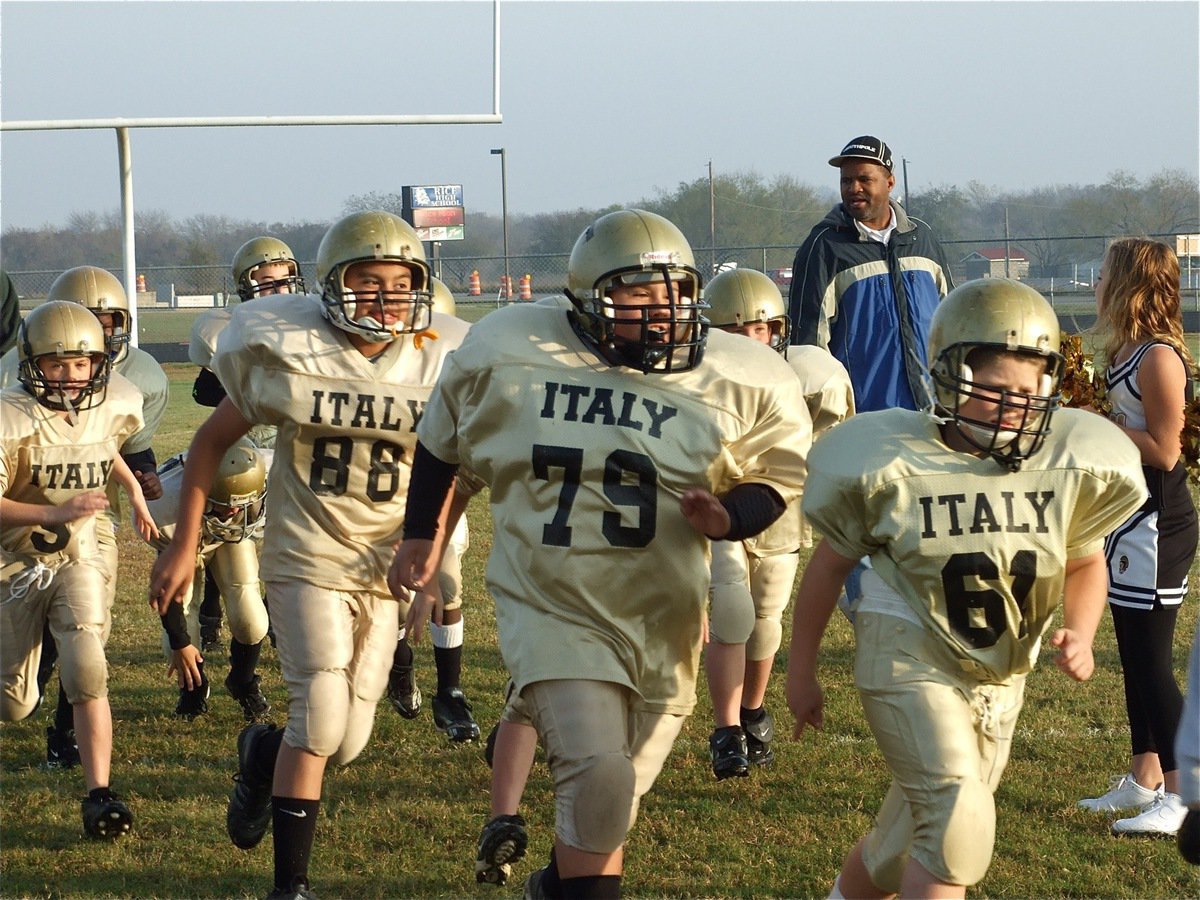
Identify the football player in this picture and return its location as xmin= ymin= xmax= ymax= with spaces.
xmin=142 ymin=441 xmax=271 ymax=722
xmin=785 ymin=278 xmax=1148 ymax=898
xmin=149 ymin=211 xmax=468 ymax=900
xmin=390 ymin=209 xmax=811 ymax=898
xmin=701 ymin=268 xmax=853 ymax=780
xmin=1 ymin=301 xmax=157 ymax=839
xmin=185 ymin=237 xmax=299 ymax=710
xmin=189 ymin=237 xmax=302 ymax=659
xmin=385 ymin=278 xmax=482 ymax=744
xmin=0 ymin=266 xmax=169 ymax=771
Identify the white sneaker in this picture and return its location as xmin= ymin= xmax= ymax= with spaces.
xmin=1112 ymin=791 xmax=1186 ymax=835
xmin=1078 ymin=773 xmax=1159 ymax=812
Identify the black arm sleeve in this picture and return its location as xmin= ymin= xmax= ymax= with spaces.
xmin=160 ymin=603 xmax=191 ymax=650
xmin=717 ymin=483 xmax=787 ymax=542
xmin=120 ymin=447 xmax=158 ymax=476
xmin=402 ymin=441 xmax=459 ymax=541
xmin=192 ymin=367 xmax=227 ymax=407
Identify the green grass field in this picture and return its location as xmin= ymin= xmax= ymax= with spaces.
xmin=1 ymin=363 xmax=1198 ymax=899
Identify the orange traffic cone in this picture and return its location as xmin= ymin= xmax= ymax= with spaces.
xmin=136 ymin=274 xmax=147 ymax=293
xmin=519 ymin=274 xmax=532 ymax=300
xmin=469 ymin=270 xmax=481 ymax=296
xmin=500 ymin=275 xmax=513 ymax=298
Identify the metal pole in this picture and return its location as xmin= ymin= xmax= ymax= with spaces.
xmin=1004 ymin=207 xmax=1011 ymax=278
xmin=902 ymin=157 xmax=910 ymax=210
xmin=491 ymin=147 xmax=510 ymax=303
xmin=708 ymin=160 xmax=716 ymax=275
xmin=116 ymin=127 xmax=139 ymax=345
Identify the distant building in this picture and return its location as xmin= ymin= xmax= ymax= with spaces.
xmin=960 ymin=246 xmax=1030 ymax=280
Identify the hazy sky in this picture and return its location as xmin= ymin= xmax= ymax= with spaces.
xmin=1 ymin=0 xmax=1197 ymax=230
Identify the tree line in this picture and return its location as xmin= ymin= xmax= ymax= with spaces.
xmin=2 ymin=169 xmax=1195 ymax=278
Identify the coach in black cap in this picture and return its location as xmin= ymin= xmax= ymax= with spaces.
xmin=787 ymin=134 xmax=953 ymax=414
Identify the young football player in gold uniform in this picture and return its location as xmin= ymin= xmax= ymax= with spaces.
xmin=701 ymin=267 xmax=853 ymax=780
xmin=391 ymin=209 xmax=811 ymax=899
xmin=2 ymin=301 xmax=157 ymax=839
xmin=149 ymin=211 xmax=468 ymax=900
xmin=786 ymin=278 xmax=1148 ymax=899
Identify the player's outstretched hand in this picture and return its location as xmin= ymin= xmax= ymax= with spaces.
xmin=680 ymin=488 xmax=730 ymax=539
xmin=785 ymin=672 xmax=825 ymax=738
xmin=148 ymin=541 xmax=196 ymax=615
xmin=1051 ymin=627 xmax=1095 ymax=681
xmin=167 ymin=645 xmax=205 ymax=690
xmin=128 ymin=492 xmax=160 ymax=543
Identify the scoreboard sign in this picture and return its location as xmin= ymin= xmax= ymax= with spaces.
xmin=402 ymin=184 xmax=465 ymax=242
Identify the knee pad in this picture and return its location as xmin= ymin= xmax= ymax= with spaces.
xmin=916 ymin=777 xmax=996 ymax=887
xmin=708 ymin=582 xmax=755 ymax=645
xmin=291 ymin=669 xmax=351 ymax=758
xmin=746 ymin=617 xmax=783 ymax=661
xmin=57 ymin=629 xmax=108 ymax=704
xmin=224 ymin=585 xmax=269 ymax=645
xmin=568 ymin=751 xmax=637 ymax=853
xmin=1 ymin=688 xmax=40 ymax=722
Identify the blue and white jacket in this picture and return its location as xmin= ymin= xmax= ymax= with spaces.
xmin=787 ymin=200 xmax=953 ymax=413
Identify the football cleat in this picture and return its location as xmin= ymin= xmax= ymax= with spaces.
xmin=81 ymin=792 xmax=133 ymax=840
xmin=265 ymin=877 xmax=317 ymax=900
xmin=475 ymin=813 xmax=529 ymax=885
xmin=175 ymin=677 xmax=210 ymax=720
xmin=226 ymin=673 xmax=272 ymax=723
xmin=710 ymin=725 xmax=750 ymax=781
xmin=227 ymin=723 xmax=277 ymax=850
xmin=741 ymin=707 xmax=775 ymax=768
xmin=386 ymin=665 xmax=422 ymax=720
xmin=46 ymin=724 xmax=80 ymax=770
xmin=433 ymin=687 xmax=481 ymax=743
xmin=523 ymin=866 xmax=549 ymax=900
xmin=199 ymin=614 xmax=223 ymax=653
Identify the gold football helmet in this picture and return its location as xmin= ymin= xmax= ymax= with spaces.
xmin=565 ymin=209 xmax=707 ymax=373
xmin=316 ymin=211 xmax=432 ymax=342
xmin=17 ymin=300 xmax=112 ymax=412
xmin=704 ymin=268 xmax=790 ymax=355
xmin=232 ymin=236 xmax=306 ymax=301
xmin=430 ymin=276 xmax=456 ymax=316
xmin=46 ymin=266 xmax=131 ymax=364
xmin=203 ymin=440 xmax=267 ymax=543
xmin=928 ymin=278 xmax=1064 ymax=471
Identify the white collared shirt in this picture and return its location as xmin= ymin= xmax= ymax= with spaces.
xmin=853 ymin=206 xmax=897 ymax=245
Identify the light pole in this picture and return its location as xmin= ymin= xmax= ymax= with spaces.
xmin=901 ymin=157 xmax=910 ymax=211
xmin=490 ymin=147 xmax=510 ymax=302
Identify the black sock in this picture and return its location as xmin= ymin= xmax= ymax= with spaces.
xmin=54 ymin=681 xmax=72 ymax=732
xmin=740 ymin=705 xmax=766 ymax=724
xmin=391 ymin=636 xmax=414 ymax=671
xmin=200 ymin=568 xmax=222 ymax=620
xmin=541 ymin=849 xmax=562 ymax=898
xmin=434 ymin=644 xmax=462 ymax=696
xmin=228 ymin=639 xmax=262 ymax=686
xmin=558 ymin=875 xmax=622 ymax=899
xmin=254 ymin=727 xmax=285 ymax=784
xmin=273 ymin=796 xmax=321 ymax=891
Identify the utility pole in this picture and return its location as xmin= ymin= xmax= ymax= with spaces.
xmin=708 ymin=160 xmax=716 ymax=275
xmin=902 ymin=157 xmax=910 ymax=211
xmin=490 ymin=147 xmax=510 ymax=304
xmin=1004 ymin=206 xmax=1012 ymax=279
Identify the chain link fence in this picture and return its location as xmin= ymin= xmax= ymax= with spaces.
xmin=9 ymin=235 xmax=1200 ymax=313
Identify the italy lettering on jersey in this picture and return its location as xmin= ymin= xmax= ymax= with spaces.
xmin=188 ymin=308 xmax=233 ymax=369
xmin=803 ymin=407 xmax=1147 ymax=681
xmin=417 ymin=301 xmax=812 ymax=715
xmin=0 ymin=374 xmax=144 ymax=563
xmin=746 ymin=346 xmax=854 ymax=557
xmin=212 ymin=294 xmax=469 ymax=595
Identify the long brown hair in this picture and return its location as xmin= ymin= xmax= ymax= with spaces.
xmin=1097 ymin=237 xmax=1193 ymax=368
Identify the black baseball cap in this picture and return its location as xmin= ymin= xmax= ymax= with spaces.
xmin=828 ymin=135 xmax=894 ymax=171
